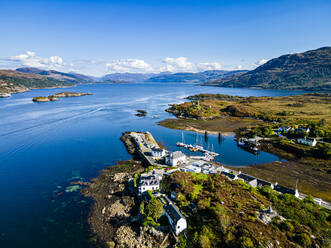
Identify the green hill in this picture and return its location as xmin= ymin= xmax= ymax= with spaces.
xmin=204 ymin=47 xmax=331 ymax=91
xmin=0 ymin=70 xmax=75 ymax=94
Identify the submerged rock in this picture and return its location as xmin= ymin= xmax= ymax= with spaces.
xmin=65 ymin=185 xmax=81 ymax=193
xmin=136 ymin=109 xmax=147 ymax=117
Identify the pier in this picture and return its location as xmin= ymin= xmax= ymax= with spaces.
xmin=176 ymin=143 xmax=219 ymax=157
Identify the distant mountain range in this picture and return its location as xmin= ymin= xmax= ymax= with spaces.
xmin=204 ymin=47 xmax=331 ymax=91
xmin=145 ymin=70 xmax=248 ymax=83
xmin=101 ymin=72 xmax=168 ymax=82
xmin=1 ymin=47 xmax=330 ymax=94
xmin=0 ymin=68 xmax=246 ymax=94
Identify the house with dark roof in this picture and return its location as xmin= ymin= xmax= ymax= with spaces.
xmin=221 ymin=171 xmax=238 ymax=180
xmin=274 ymin=184 xmax=299 ymax=197
xmin=164 ymin=201 xmax=187 ymax=235
xmin=256 ymin=179 xmax=274 ymax=188
xmin=297 ymin=137 xmax=317 ymax=147
xmin=238 ymin=173 xmax=258 ymax=187
xmin=138 ymin=175 xmax=160 ymax=195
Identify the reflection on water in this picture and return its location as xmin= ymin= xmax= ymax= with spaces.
xmin=0 ymin=82 xmax=306 ymax=247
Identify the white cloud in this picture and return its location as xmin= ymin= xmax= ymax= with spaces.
xmin=160 ymin=57 xmax=195 ymax=72
xmin=197 ymin=62 xmax=222 ymax=71
xmin=237 ymin=65 xmax=243 ymax=70
xmin=10 ymin=51 xmax=64 ymax=69
xmin=106 ymin=59 xmax=153 ymax=73
xmin=160 ymin=57 xmax=222 ymax=73
xmin=0 ymin=52 xmax=226 ymax=76
xmin=253 ymin=59 xmax=268 ymax=67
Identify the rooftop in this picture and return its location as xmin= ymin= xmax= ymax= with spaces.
xmin=170 ymin=151 xmax=186 ymax=159
xmin=165 ymin=202 xmax=185 ymax=223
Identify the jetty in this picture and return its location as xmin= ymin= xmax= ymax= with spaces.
xmin=176 ymin=132 xmax=219 ymax=157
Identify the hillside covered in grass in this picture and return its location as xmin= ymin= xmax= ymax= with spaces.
xmin=163 ymin=171 xmax=331 ymax=248
xmin=204 ymin=47 xmax=331 ymax=91
xmin=169 ymin=93 xmax=331 ymax=124
xmin=0 ymin=69 xmax=75 ymax=94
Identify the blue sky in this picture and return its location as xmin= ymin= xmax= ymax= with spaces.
xmin=0 ymin=0 xmax=330 ymax=76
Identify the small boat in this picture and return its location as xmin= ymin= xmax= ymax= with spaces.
xmin=176 ymin=142 xmax=185 ymax=147
xmin=153 ymin=115 xmax=159 ymax=119
xmin=237 ymin=137 xmax=260 ymax=154
xmin=237 ymin=138 xmax=247 ymax=146
xmin=189 ymin=147 xmax=198 ymax=152
xmin=0 ymin=93 xmax=11 ymax=98
xmin=194 ymin=145 xmax=203 ymax=150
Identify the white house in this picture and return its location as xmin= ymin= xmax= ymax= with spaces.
xmin=151 ymin=147 xmax=166 ymax=158
xmin=279 ymin=126 xmax=295 ymax=132
xmin=138 ymin=175 xmax=160 ymax=195
xmin=297 ymin=127 xmax=310 ymax=134
xmin=297 ymin=137 xmax=317 ymax=147
xmin=181 ymin=164 xmax=201 ymax=173
xmin=165 ymin=151 xmax=187 ymax=166
xmin=151 ymin=169 xmax=163 ymax=181
xmin=164 ymin=201 xmax=187 ymax=235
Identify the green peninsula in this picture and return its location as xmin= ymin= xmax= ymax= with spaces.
xmin=159 ymin=93 xmax=331 ymax=201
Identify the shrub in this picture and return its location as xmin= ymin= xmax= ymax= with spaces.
xmin=296 ymin=233 xmax=312 ymax=247
xmin=239 ymin=236 xmax=254 ymax=248
xmin=199 ymin=226 xmax=216 ymax=248
xmin=198 ymin=197 xmax=211 ymax=210
xmin=139 ymin=201 xmax=145 ymax=215
xmin=142 ymin=216 xmax=160 ymax=227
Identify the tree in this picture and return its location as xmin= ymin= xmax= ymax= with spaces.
xmin=145 ymin=197 xmax=164 ymax=221
xmin=318 ymin=118 xmax=326 ymax=127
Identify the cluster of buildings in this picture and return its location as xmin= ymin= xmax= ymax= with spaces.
xmin=130 ymin=131 xmax=329 ymax=237
xmin=276 ymin=126 xmax=310 ymax=134
xmin=137 ymin=169 xmax=188 ymax=236
xmin=274 ymin=126 xmax=317 ymax=147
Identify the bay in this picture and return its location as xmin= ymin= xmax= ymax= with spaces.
xmin=0 ymin=82 xmax=306 ymax=247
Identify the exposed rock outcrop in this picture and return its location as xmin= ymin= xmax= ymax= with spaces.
xmin=80 ymin=160 xmax=169 ymax=248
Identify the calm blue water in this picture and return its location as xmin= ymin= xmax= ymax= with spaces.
xmin=0 ymin=83 xmax=305 ymax=247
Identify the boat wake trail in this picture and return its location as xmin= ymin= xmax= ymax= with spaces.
xmin=0 ymin=107 xmax=103 ymax=137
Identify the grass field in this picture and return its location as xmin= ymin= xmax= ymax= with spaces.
xmin=159 ymin=93 xmax=331 ymax=202
xmin=167 ymin=93 xmax=331 ymax=124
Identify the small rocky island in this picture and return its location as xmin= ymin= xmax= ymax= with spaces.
xmin=32 ymin=92 xmax=93 ymax=102
xmin=136 ymin=109 xmax=147 ymax=117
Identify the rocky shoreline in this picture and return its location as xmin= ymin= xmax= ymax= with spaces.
xmin=0 ymin=83 xmax=74 ymax=95
xmin=78 ymin=132 xmax=174 ymax=248
xmin=80 ymin=159 xmax=171 ymax=248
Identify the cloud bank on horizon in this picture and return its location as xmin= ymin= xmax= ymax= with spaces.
xmin=0 ymin=51 xmax=266 ymax=76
